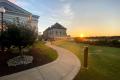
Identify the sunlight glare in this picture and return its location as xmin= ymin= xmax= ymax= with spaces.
xmin=80 ymin=34 xmax=84 ymax=38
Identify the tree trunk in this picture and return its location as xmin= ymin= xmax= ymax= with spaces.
xmin=19 ymin=46 xmax=23 ymax=57
xmin=1 ymin=46 xmax=5 ymax=54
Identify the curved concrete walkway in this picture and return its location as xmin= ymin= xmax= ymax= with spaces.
xmin=0 ymin=42 xmax=81 ymax=80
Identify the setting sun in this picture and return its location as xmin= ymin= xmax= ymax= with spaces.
xmin=80 ymin=34 xmax=84 ymax=38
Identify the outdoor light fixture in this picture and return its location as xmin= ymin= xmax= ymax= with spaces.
xmin=0 ymin=7 xmax=6 ymax=13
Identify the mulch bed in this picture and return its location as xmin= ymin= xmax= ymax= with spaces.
xmin=0 ymin=48 xmax=53 ymax=77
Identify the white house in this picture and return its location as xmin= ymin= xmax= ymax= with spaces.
xmin=43 ymin=23 xmax=67 ymax=40
xmin=0 ymin=0 xmax=39 ymax=33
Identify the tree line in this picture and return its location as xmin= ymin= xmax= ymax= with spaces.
xmin=74 ymin=37 xmax=120 ymax=48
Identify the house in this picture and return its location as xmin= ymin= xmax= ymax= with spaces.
xmin=0 ymin=0 xmax=39 ymax=33
xmin=43 ymin=23 xmax=67 ymax=40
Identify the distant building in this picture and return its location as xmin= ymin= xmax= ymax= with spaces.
xmin=0 ymin=0 xmax=39 ymax=33
xmin=43 ymin=23 xmax=67 ymax=40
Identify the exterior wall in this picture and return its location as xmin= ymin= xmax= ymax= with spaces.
xmin=43 ymin=30 xmax=49 ymax=40
xmin=0 ymin=13 xmax=39 ymax=33
xmin=52 ymin=29 xmax=67 ymax=38
xmin=2 ymin=13 xmax=28 ymax=23
xmin=0 ymin=0 xmax=39 ymax=33
xmin=43 ymin=28 xmax=67 ymax=40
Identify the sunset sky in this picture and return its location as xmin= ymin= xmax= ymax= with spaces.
xmin=9 ymin=0 xmax=120 ymax=37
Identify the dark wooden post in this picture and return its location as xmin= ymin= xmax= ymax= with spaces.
xmin=84 ymin=46 xmax=88 ymax=68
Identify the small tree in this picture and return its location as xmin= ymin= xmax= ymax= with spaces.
xmin=38 ymin=35 xmax=43 ymax=41
xmin=0 ymin=23 xmax=37 ymax=55
xmin=0 ymin=30 xmax=12 ymax=51
xmin=0 ymin=23 xmax=15 ymax=53
xmin=8 ymin=24 xmax=37 ymax=56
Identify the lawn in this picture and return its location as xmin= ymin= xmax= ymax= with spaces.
xmin=54 ymin=40 xmax=120 ymax=80
xmin=32 ymin=41 xmax=58 ymax=61
xmin=0 ymin=41 xmax=57 ymax=77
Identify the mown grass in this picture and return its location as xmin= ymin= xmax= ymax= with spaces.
xmin=32 ymin=41 xmax=58 ymax=60
xmin=54 ymin=40 xmax=120 ymax=80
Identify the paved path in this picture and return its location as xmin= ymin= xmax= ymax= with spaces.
xmin=0 ymin=42 xmax=81 ymax=80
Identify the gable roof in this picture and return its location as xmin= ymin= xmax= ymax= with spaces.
xmin=0 ymin=0 xmax=39 ymax=18
xmin=51 ymin=23 xmax=66 ymax=30
xmin=44 ymin=23 xmax=67 ymax=33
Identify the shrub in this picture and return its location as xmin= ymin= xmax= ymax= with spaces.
xmin=0 ymin=23 xmax=37 ymax=54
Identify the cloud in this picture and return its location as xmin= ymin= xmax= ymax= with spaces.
xmin=59 ymin=0 xmax=65 ymax=2
xmin=63 ymin=4 xmax=72 ymax=15
xmin=8 ymin=0 xmax=16 ymax=3
xmin=17 ymin=1 xmax=29 ymax=7
xmin=8 ymin=0 xmax=31 ymax=8
xmin=59 ymin=0 xmax=70 ymax=2
xmin=63 ymin=3 xmax=74 ymax=19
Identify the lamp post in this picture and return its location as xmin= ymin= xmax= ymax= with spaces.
xmin=0 ymin=7 xmax=6 ymax=53
xmin=0 ymin=7 xmax=5 ymax=33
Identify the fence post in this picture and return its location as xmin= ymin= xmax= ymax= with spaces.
xmin=84 ymin=46 xmax=88 ymax=69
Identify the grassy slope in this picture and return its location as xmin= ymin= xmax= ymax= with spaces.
xmin=32 ymin=41 xmax=58 ymax=61
xmin=54 ymin=40 xmax=120 ymax=80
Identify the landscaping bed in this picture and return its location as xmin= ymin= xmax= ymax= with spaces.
xmin=0 ymin=41 xmax=57 ymax=77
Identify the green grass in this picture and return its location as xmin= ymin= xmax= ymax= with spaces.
xmin=33 ymin=41 xmax=58 ymax=60
xmin=54 ymin=40 xmax=120 ymax=80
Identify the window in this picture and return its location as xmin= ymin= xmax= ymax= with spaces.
xmin=13 ymin=17 xmax=20 ymax=24
xmin=56 ymin=31 xmax=58 ymax=35
xmin=60 ymin=32 xmax=62 ymax=36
